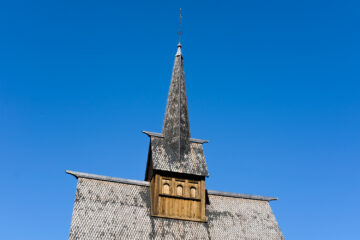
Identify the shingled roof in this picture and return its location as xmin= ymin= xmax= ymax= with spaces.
xmin=67 ymin=171 xmax=284 ymax=240
xmin=144 ymin=44 xmax=209 ymax=179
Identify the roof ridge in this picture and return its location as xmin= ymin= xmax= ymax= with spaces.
xmin=66 ymin=170 xmax=150 ymax=187
xmin=66 ymin=170 xmax=277 ymax=201
xmin=142 ymin=131 xmax=209 ymax=144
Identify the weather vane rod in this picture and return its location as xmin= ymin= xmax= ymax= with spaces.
xmin=178 ymin=8 xmax=182 ymax=44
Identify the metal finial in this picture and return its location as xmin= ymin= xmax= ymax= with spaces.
xmin=178 ymin=8 xmax=182 ymax=44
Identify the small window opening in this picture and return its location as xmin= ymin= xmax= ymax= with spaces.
xmin=163 ymin=183 xmax=170 ymax=194
xmin=176 ymin=185 xmax=183 ymax=196
xmin=190 ymin=187 xmax=196 ymax=198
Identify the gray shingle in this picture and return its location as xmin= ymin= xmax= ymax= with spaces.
xmin=150 ymin=136 xmax=209 ymax=177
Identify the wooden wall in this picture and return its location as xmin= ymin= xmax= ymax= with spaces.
xmin=150 ymin=173 xmax=206 ymax=222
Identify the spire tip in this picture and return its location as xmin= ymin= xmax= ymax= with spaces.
xmin=176 ymin=9 xmax=183 ymax=56
xmin=178 ymin=8 xmax=182 ymax=45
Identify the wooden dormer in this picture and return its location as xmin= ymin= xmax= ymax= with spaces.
xmin=143 ymin=44 xmax=209 ymax=222
xmin=150 ymin=171 xmax=206 ymax=222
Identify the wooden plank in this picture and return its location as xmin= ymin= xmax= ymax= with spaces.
xmin=200 ymin=179 xmax=206 ymax=221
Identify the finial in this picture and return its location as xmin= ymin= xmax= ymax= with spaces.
xmin=178 ymin=8 xmax=182 ymax=44
xmin=176 ymin=43 xmax=182 ymax=56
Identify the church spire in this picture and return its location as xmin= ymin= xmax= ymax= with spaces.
xmin=162 ymin=43 xmax=190 ymax=159
xmin=142 ymin=11 xmax=208 ymax=182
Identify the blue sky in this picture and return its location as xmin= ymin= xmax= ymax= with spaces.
xmin=1 ymin=0 xmax=359 ymax=239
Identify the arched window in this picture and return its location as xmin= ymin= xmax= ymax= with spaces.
xmin=176 ymin=185 xmax=183 ymax=196
xmin=163 ymin=183 xmax=170 ymax=194
xmin=190 ymin=187 xmax=196 ymax=198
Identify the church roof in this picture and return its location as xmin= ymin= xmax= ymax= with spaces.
xmin=144 ymin=44 xmax=209 ymax=178
xmin=67 ymin=170 xmax=284 ymax=240
xmin=66 ymin=42 xmax=284 ymax=239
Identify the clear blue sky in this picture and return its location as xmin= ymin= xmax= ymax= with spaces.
xmin=1 ymin=0 xmax=359 ymax=239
